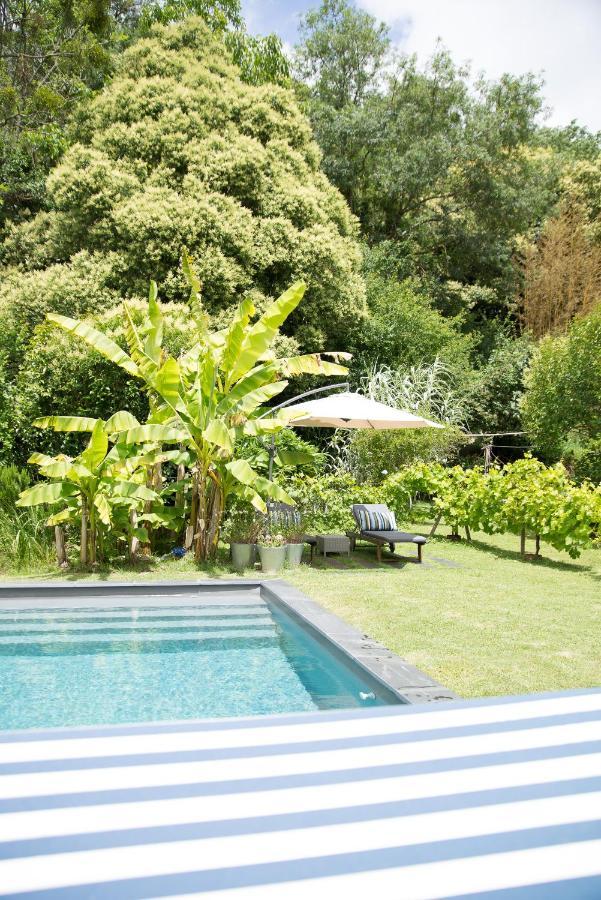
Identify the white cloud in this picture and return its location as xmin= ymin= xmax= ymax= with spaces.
xmin=358 ymin=0 xmax=601 ymax=130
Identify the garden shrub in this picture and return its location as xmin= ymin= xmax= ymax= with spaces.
xmin=283 ymin=473 xmax=380 ymax=534
xmin=0 ymin=465 xmax=53 ymax=569
xmin=522 ymin=306 xmax=601 ymax=462
xmin=343 ymin=425 xmax=466 ymax=484
xmin=351 ymin=275 xmax=473 ymax=375
xmin=383 ymin=457 xmax=601 ymax=558
xmin=0 ymin=17 xmax=366 ymax=464
xmin=568 ymin=437 xmax=601 ymax=485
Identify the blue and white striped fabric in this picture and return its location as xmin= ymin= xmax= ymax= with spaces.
xmin=1 ymin=689 xmax=601 ymax=898
xmin=357 ymin=507 xmax=397 ymax=532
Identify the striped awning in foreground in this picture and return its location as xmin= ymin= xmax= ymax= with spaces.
xmin=1 ymin=690 xmax=601 ymax=898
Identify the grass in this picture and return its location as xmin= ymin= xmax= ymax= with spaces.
xmin=1 ymin=525 xmax=600 ymax=699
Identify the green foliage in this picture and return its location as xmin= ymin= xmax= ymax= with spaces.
xmin=1 ymin=17 xmax=365 ymax=353
xmin=0 ymin=464 xmax=54 ymax=568
xmin=343 ymin=426 xmax=466 ymax=485
xmin=237 ymin=427 xmax=326 ymax=477
xmin=383 ymin=457 xmax=601 ymax=559
xmin=0 ymin=0 xmax=116 ymax=235
xmin=17 ymin=415 xmax=166 ymax=564
xmin=333 ymin=356 xmax=468 ymax=483
xmin=295 ymin=0 xmax=389 ymax=109
xmin=522 ymin=307 xmax=601 ymax=461
xmin=295 ymin=0 xmax=557 ymax=314
xmin=350 ymin=275 xmax=473 ymax=374
xmin=567 ymin=437 xmax=601 ymax=485
xmin=465 ymin=335 xmax=532 ymax=435
xmin=284 ymin=472 xmax=378 ymax=534
xmin=135 ymin=0 xmax=242 ymax=32
xmin=44 ymin=255 xmax=349 ymax=560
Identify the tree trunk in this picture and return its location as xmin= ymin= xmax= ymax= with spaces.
xmin=520 ymin=526 xmax=526 ymax=557
xmin=141 ymin=462 xmax=162 ymax=555
xmin=206 ymin=479 xmax=223 ymax=559
xmin=129 ymin=508 xmax=140 ymax=562
xmin=535 ymin=534 xmax=541 ymax=557
xmin=194 ymin=472 xmax=223 ymax=562
xmin=194 ymin=472 xmax=208 ymax=562
xmin=429 ymin=510 xmax=442 ymax=537
xmin=89 ymin=506 xmax=97 ymax=565
xmin=185 ymin=473 xmax=198 ymax=550
xmin=175 ymin=452 xmax=186 ymax=509
xmin=80 ymin=498 xmax=88 ymax=565
xmin=55 ymin=526 xmax=67 ymax=568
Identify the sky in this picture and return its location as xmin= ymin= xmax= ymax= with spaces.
xmin=241 ymin=0 xmax=601 ymax=131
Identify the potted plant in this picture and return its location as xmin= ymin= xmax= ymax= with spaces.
xmin=257 ymin=532 xmax=287 ymax=574
xmin=225 ymin=505 xmax=260 ymax=572
xmin=284 ymin=522 xmax=305 ymax=567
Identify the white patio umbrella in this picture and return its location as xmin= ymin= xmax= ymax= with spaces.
xmin=283 ymin=390 xmax=443 ymax=430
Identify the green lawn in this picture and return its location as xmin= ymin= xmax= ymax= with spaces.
xmin=289 ymin=527 xmax=601 ymax=699
xmin=1 ymin=526 xmax=600 ymax=699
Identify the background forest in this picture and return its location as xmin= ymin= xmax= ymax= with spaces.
xmin=1 ymin=0 xmax=600 ymax=536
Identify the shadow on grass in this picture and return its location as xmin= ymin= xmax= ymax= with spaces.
xmin=14 ymin=552 xmax=237 ymax=583
xmin=431 ymin=533 xmax=601 ymax=581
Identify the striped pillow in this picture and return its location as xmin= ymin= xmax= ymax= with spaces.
xmin=357 ymin=508 xmax=396 ymax=532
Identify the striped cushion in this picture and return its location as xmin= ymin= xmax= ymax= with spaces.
xmin=357 ymin=508 xmax=396 ymax=532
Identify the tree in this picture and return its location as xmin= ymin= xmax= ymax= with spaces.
xmin=295 ymin=0 xmax=555 ymax=314
xmin=521 ymin=306 xmax=601 ymax=462
xmin=521 ymin=204 xmax=601 ymax=337
xmin=295 ymin=0 xmax=389 ymax=109
xmin=0 ymin=0 xmax=116 ymax=234
xmin=17 ymin=413 xmax=162 ymax=564
xmin=0 ymin=18 xmax=365 ymax=355
xmin=0 ymin=17 xmax=365 ymax=464
xmin=46 ymin=252 xmax=350 ymax=561
xmin=350 ymin=275 xmax=474 ymax=375
xmin=464 ymin=335 xmax=531 ymax=435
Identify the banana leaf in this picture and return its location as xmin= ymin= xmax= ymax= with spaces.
xmin=46 ymin=315 xmax=140 ymax=377
xmin=17 ymin=481 xmax=79 ymax=507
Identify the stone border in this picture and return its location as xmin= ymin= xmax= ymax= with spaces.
xmin=0 ymin=578 xmax=458 ymax=705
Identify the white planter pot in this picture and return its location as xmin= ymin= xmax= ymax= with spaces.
xmin=286 ymin=543 xmax=304 ymax=567
xmin=230 ymin=542 xmax=256 ymax=572
xmin=258 ymin=545 xmax=286 ymax=575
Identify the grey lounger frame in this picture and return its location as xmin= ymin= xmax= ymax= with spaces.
xmin=349 ymin=504 xmax=427 ymax=563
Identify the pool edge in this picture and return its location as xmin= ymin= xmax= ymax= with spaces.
xmin=0 ymin=577 xmax=458 ymax=706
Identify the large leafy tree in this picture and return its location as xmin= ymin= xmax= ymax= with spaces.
xmin=0 ymin=17 xmax=364 ymax=344
xmin=0 ymin=0 xmax=287 ymax=237
xmin=0 ymin=16 xmax=364 ymax=463
xmin=294 ymin=0 xmax=554 ymax=312
xmin=17 ymin=412 xmax=163 ymax=564
xmin=0 ymin=0 xmax=116 ymax=233
xmin=295 ymin=0 xmax=389 ymax=109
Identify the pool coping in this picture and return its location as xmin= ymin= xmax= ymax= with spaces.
xmin=0 ymin=578 xmax=458 ymax=706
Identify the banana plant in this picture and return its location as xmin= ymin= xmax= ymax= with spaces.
xmin=17 ymin=416 xmax=163 ymax=564
xmin=47 ymin=252 xmax=350 ymax=560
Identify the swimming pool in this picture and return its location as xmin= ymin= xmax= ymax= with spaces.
xmin=0 ymin=585 xmax=405 ymax=730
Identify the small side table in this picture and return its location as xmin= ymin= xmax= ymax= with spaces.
xmin=315 ymin=534 xmax=351 ymax=558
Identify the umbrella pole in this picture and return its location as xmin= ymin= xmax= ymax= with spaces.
xmin=268 ymin=434 xmax=276 ymax=481
xmin=262 ymin=382 xmax=349 ymax=481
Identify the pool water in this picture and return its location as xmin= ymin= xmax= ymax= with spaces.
xmin=0 ymin=594 xmax=397 ymax=730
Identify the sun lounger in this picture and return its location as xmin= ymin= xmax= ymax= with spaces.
xmin=349 ymin=503 xmax=427 ymax=563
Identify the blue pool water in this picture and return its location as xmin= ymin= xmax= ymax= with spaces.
xmin=0 ymin=594 xmax=397 ymax=730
